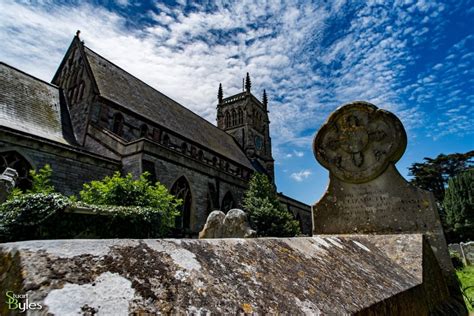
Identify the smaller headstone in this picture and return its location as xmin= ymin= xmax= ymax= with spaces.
xmin=222 ymin=209 xmax=257 ymax=238
xmin=449 ymin=242 xmax=474 ymax=266
xmin=199 ymin=209 xmax=256 ymax=239
xmin=198 ymin=211 xmax=225 ymax=239
xmin=0 ymin=167 xmax=18 ymax=202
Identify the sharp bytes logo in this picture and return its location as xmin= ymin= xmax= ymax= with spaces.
xmin=5 ymin=291 xmax=42 ymax=313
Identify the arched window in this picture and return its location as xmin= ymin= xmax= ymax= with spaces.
xmin=295 ymin=213 xmax=303 ymax=232
xmin=112 ymin=113 xmax=124 ymax=136
xmin=77 ymin=81 xmax=85 ymax=101
xmin=238 ymin=108 xmax=243 ymax=124
xmin=152 ymin=128 xmax=161 ymax=142
xmin=221 ymin=191 xmax=235 ymax=213
xmin=0 ymin=151 xmax=33 ymax=191
xmin=231 ymin=109 xmax=237 ymax=126
xmin=139 ymin=124 xmax=148 ymax=138
xmin=181 ymin=142 xmax=188 ymax=154
xmin=224 ymin=111 xmax=230 ymax=127
xmin=162 ymin=134 xmax=170 ymax=146
xmin=170 ymin=176 xmax=192 ymax=231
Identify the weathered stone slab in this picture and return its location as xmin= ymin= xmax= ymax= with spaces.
xmin=312 ymin=101 xmax=463 ymax=309
xmin=0 ymin=235 xmax=461 ymax=315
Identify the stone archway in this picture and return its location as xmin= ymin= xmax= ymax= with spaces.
xmin=170 ymin=176 xmax=192 ymax=232
xmin=0 ymin=151 xmax=33 ymax=191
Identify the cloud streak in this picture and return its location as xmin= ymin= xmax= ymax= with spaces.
xmin=290 ymin=169 xmax=312 ymax=182
xmin=0 ymin=0 xmax=472 ymax=160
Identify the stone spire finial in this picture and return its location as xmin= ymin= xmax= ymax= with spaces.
xmin=245 ymin=72 xmax=251 ymax=93
xmin=218 ymin=83 xmax=223 ymax=103
xmin=76 ymin=30 xmax=81 ymax=38
xmin=262 ymin=89 xmax=268 ymax=109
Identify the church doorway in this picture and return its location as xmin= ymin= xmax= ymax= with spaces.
xmin=170 ymin=176 xmax=192 ymax=234
xmin=221 ymin=191 xmax=235 ymax=213
xmin=0 ymin=151 xmax=33 ymax=191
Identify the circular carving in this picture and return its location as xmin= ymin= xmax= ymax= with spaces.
xmin=313 ymin=101 xmax=407 ymax=183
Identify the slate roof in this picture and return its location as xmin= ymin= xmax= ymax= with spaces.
xmin=83 ymin=47 xmax=253 ymax=169
xmin=0 ymin=63 xmax=73 ymax=145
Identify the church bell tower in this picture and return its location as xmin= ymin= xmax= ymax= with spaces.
xmin=216 ymin=73 xmax=275 ymax=181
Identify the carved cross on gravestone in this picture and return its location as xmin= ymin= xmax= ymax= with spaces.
xmin=312 ymin=101 xmax=462 ymax=305
xmin=315 ymin=102 xmax=406 ymax=184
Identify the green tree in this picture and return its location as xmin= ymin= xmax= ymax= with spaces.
xmin=443 ymin=170 xmax=474 ymax=241
xmin=243 ymin=173 xmax=300 ymax=237
xmin=409 ymin=151 xmax=474 ymax=203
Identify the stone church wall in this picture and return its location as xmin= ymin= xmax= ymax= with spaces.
xmin=0 ymin=132 xmax=119 ymax=196
xmin=278 ymin=193 xmax=312 ymax=235
xmin=142 ymin=152 xmax=246 ymax=233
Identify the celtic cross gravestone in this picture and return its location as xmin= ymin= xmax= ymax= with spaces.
xmin=312 ymin=101 xmax=460 ymax=300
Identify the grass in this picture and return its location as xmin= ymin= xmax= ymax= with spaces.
xmin=457 ymin=265 xmax=474 ymax=311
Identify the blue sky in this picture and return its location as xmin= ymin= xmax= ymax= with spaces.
xmin=0 ymin=0 xmax=473 ymax=205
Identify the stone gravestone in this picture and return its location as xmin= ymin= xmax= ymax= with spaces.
xmin=199 ymin=209 xmax=256 ymax=238
xmin=0 ymin=167 xmax=18 ymax=202
xmin=312 ymin=101 xmax=461 ymax=302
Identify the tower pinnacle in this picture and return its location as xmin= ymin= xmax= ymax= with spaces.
xmin=245 ymin=72 xmax=251 ymax=93
xmin=218 ymin=83 xmax=223 ymax=103
xmin=262 ymin=89 xmax=268 ymax=109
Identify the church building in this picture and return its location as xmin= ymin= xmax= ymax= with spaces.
xmin=0 ymin=33 xmax=311 ymax=235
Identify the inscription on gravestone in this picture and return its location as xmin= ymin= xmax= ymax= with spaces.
xmin=312 ymin=101 xmax=459 ymax=299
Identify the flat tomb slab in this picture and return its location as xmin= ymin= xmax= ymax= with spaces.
xmin=0 ymin=235 xmax=453 ymax=315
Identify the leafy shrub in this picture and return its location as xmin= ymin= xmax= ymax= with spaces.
xmin=0 ymin=172 xmax=181 ymax=241
xmin=81 ymin=172 xmax=180 ymax=207
xmin=243 ymin=173 xmax=300 ymax=237
xmin=79 ymin=171 xmax=181 ymax=235
xmin=0 ymin=193 xmax=70 ymax=241
xmin=28 ymin=164 xmax=55 ymax=194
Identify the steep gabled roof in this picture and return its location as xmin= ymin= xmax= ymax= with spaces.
xmin=0 ymin=62 xmax=75 ymax=145
xmin=82 ymin=46 xmax=253 ymax=169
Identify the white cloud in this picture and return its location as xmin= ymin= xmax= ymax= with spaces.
xmin=290 ymin=169 xmax=312 ymax=182
xmin=293 ymin=150 xmax=304 ymax=157
xmin=115 ymin=0 xmax=129 ymax=7
xmin=0 ymin=0 xmax=471 ymax=159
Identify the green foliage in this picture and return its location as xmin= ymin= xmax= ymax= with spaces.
xmin=456 ymin=265 xmax=474 ymax=311
xmin=0 ymin=193 xmax=70 ymax=241
xmin=409 ymin=151 xmax=473 ymax=203
xmin=79 ymin=171 xmax=181 ymax=235
xmin=28 ymin=164 xmax=55 ymax=194
xmin=0 ymin=172 xmax=182 ymax=241
xmin=243 ymin=173 xmax=300 ymax=237
xmin=80 ymin=172 xmax=180 ymax=209
xmin=443 ymin=170 xmax=474 ymax=241
xmin=7 ymin=187 xmax=23 ymax=200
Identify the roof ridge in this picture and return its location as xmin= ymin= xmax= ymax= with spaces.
xmin=83 ymin=46 xmax=238 ymax=140
xmin=0 ymin=62 xmax=59 ymax=89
